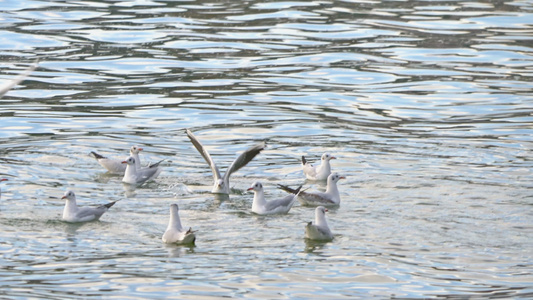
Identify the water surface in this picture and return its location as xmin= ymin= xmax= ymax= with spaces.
xmin=0 ymin=0 xmax=532 ymax=298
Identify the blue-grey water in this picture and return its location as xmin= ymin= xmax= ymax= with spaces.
xmin=1 ymin=0 xmax=532 ymax=298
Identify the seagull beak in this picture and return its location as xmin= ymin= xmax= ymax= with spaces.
xmin=61 ymin=196 xmax=67 ymax=199
xmin=339 ymin=176 xmax=346 ymax=180
xmin=0 ymin=178 xmax=7 ymax=182
xmin=138 ymin=148 xmax=143 ymax=151
xmin=325 ymin=208 xmax=329 ymax=212
xmin=331 ymin=157 xmax=337 ymax=160
xmin=247 ymin=187 xmax=254 ymax=191
xmin=121 ymin=161 xmax=127 ymax=164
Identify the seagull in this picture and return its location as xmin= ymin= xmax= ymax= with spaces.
xmin=247 ymin=181 xmax=301 ymax=215
xmin=278 ymin=173 xmax=345 ymax=207
xmin=90 ymin=145 xmax=146 ymax=174
xmin=302 ymin=153 xmax=336 ymax=181
xmin=162 ymin=204 xmax=196 ymax=245
xmin=0 ymin=178 xmax=7 ymax=199
xmin=186 ymin=129 xmax=265 ymax=194
xmin=305 ymin=206 xmax=333 ymax=241
xmin=61 ymin=190 xmax=117 ymax=223
xmin=0 ymin=63 xmax=37 ymax=98
xmin=121 ymin=156 xmax=163 ymax=185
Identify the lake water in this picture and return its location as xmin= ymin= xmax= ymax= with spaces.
xmin=1 ymin=0 xmax=532 ymax=298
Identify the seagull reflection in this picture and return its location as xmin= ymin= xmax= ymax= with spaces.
xmin=122 ymin=182 xmax=138 ymax=198
xmin=304 ymin=238 xmax=332 ymax=255
xmin=165 ymin=243 xmax=196 ymax=258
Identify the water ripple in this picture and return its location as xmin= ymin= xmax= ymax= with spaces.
xmin=0 ymin=0 xmax=532 ymax=298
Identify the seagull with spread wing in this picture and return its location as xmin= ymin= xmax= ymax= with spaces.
xmin=186 ymin=129 xmax=265 ymax=194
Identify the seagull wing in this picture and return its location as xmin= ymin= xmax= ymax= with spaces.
xmin=264 ymin=194 xmax=296 ymax=212
xmin=147 ymin=159 xmax=165 ymax=169
xmin=299 ymin=191 xmax=336 ymax=206
xmin=0 ymin=63 xmax=37 ymax=98
xmin=73 ymin=207 xmax=102 ymax=222
xmin=137 ymin=166 xmax=161 ymax=182
xmin=224 ymin=142 xmax=265 ymax=180
xmin=186 ymin=129 xmax=222 ymax=181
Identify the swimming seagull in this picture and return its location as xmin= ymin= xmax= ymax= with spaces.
xmin=247 ymin=181 xmax=302 ymax=215
xmin=305 ymin=206 xmax=333 ymax=241
xmin=121 ymin=156 xmax=163 ymax=185
xmin=90 ymin=145 xmax=146 ymax=174
xmin=61 ymin=190 xmax=117 ymax=223
xmin=278 ymin=173 xmax=345 ymax=207
xmin=162 ymin=204 xmax=196 ymax=245
xmin=185 ymin=129 xmax=266 ymax=194
xmin=0 ymin=178 xmax=7 ymax=199
xmin=0 ymin=63 xmax=38 ymax=98
xmin=302 ymin=153 xmax=336 ymax=181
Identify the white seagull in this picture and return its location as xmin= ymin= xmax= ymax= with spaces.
xmin=61 ymin=190 xmax=117 ymax=223
xmin=186 ymin=129 xmax=265 ymax=194
xmin=0 ymin=178 xmax=7 ymax=199
xmin=302 ymin=153 xmax=336 ymax=181
xmin=90 ymin=145 xmax=146 ymax=174
xmin=305 ymin=206 xmax=333 ymax=241
xmin=162 ymin=204 xmax=196 ymax=245
xmin=0 ymin=63 xmax=37 ymax=98
xmin=247 ymin=181 xmax=301 ymax=215
xmin=279 ymin=173 xmax=345 ymax=207
xmin=121 ymin=156 xmax=163 ymax=185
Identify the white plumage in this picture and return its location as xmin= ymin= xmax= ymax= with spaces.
xmin=247 ymin=181 xmax=301 ymax=215
xmin=302 ymin=153 xmax=336 ymax=181
xmin=121 ymin=156 xmax=163 ymax=185
xmin=61 ymin=190 xmax=117 ymax=223
xmin=162 ymin=204 xmax=196 ymax=245
xmin=279 ymin=173 xmax=345 ymax=207
xmin=305 ymin=206 xmax=333 ymax=241
xmin=186 ymin=129 xmax=265 ymax=194
xmin=90 ymin=145 xmax=146 ymax=174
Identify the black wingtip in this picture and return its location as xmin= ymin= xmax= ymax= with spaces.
xmin=278 ymin=184 xmax=299 ymax=194
xmin=104 ymin=201 xmax=117 ymax=209
xmin=149 ymin=159 xmax=165 ymax=168
xmin=90 ymin=151 xmax=106 ymax=160
xmin=302 ymin=155 xmax=307 ymax=165
xmin=294 ymin=185 xmax=303 ymax=194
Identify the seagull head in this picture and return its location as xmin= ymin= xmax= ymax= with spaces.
xmin=328 ymin=172 xmax=345 ymax=183
xmin=170 ymin=203 xmax=179 ymax=214
xmin=247 ymin=181 xmax=263 ymax=192
xmin=121 ymin=156 xmax=136 ymax=165
xmin=317 ymin=206 xmax=328 ymax=215
xmin=322 ymin=153 xmax=336 ymax=161
xmin=130 ymin=145 xmax=143 ymax=155
xmin=61 ymin=190 xmax=76 ymax=201
xmin=216 ymin=179 xmax=225 ymax=189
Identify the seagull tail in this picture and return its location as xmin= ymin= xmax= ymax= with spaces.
xmin=278 ymin=184 xmax=300 ymax=195
xmin=90 ymin=151 xmax=106 ymax=160
xmin=149 ymin=159 xmax=165 ymax=168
